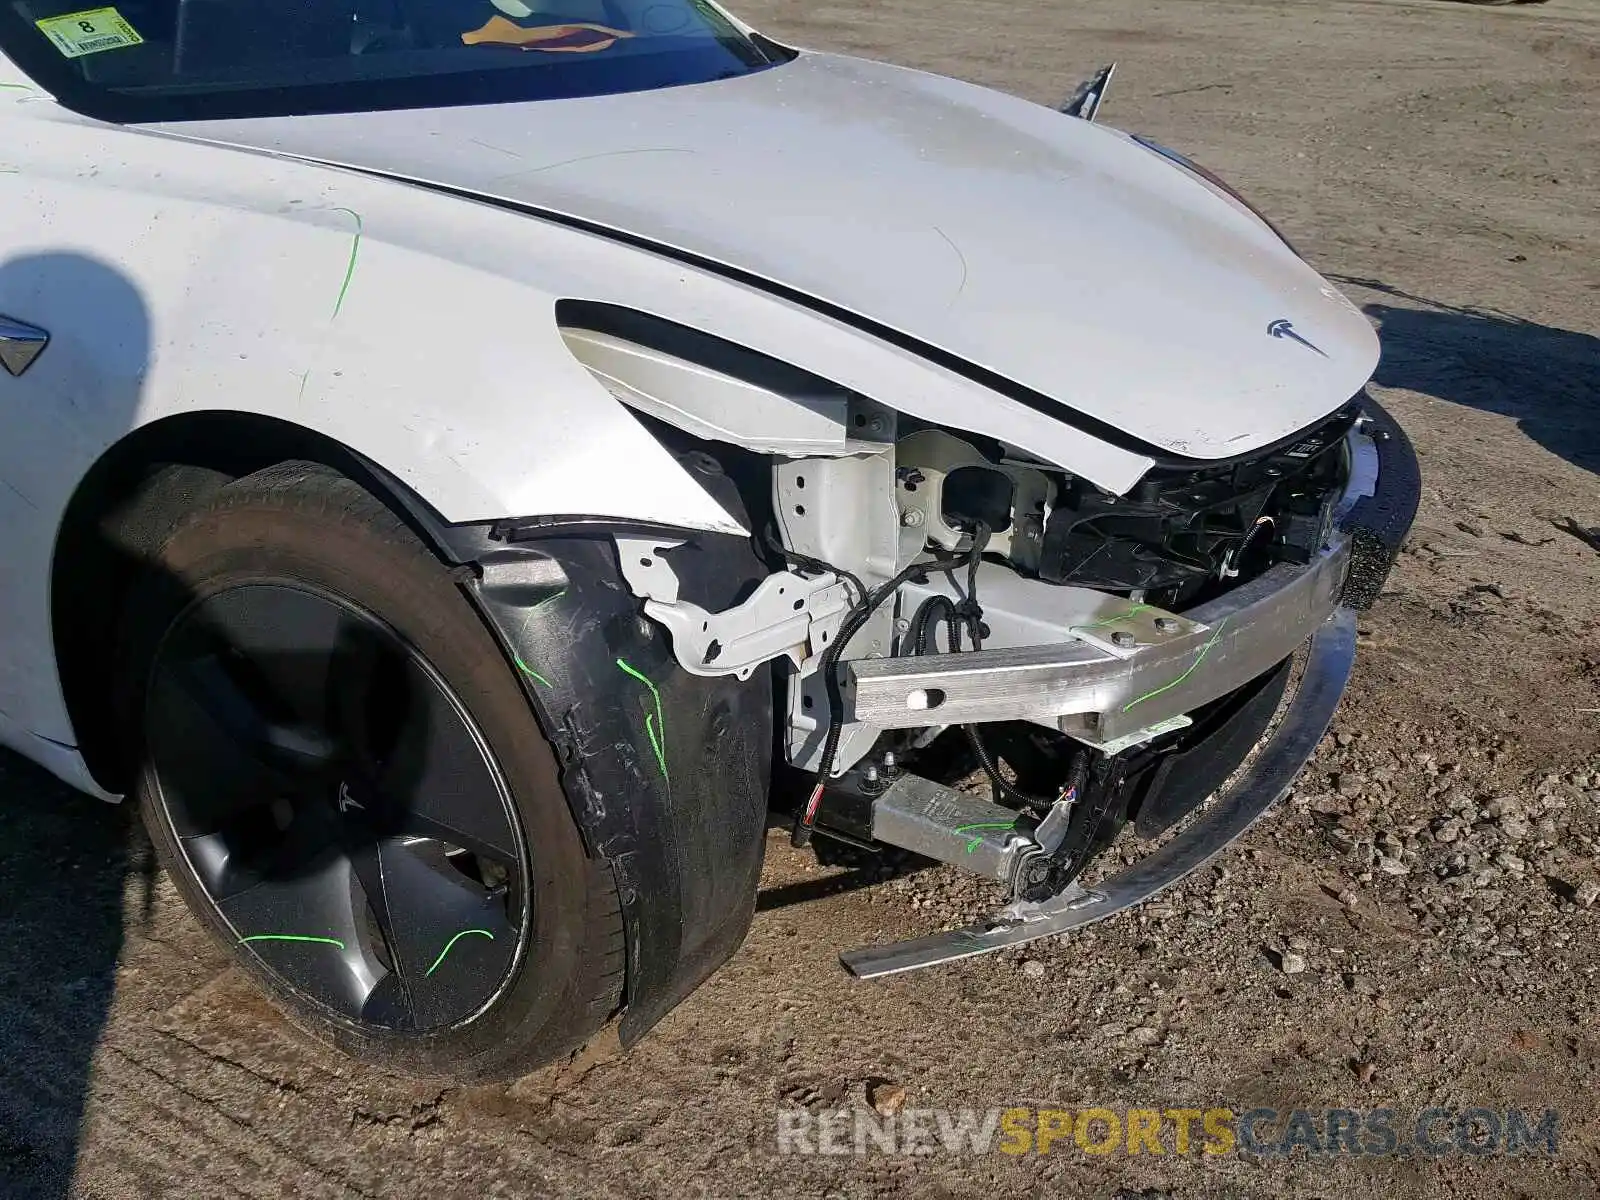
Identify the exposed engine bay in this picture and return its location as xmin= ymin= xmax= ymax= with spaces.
xmin=894 ymin=412 xmax=1354 ymax=606
xmin=606 ymin=386 xmax=1407 ymax=974
xmin=527 ymin=116 xmax=1422 ymax=971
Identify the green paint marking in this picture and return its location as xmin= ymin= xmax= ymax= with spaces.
xmin=1070 ymin=603 xmax=1152 ymax=635
xmin=616 ymin=658 xmax=669 ymax=782
xmin=529 ymin=588 xmax=567 ymax=613
xmin=644 ymin=713 xmax=664 ymax=778
xmin=425 ymin=928 xmax=495 ymax=977
xmin=954 ymin=820 xmax=1017 ymax=853
xmin=513 ymin=652 xmax=552 ymax=689
xmin=1121 ymin=616 xmax=1230 ymax=713
xmin=239 ymin=934 xmax=346 ymax=950
xmin=330 ymin=207 xmax=363 ymax=319
xmin=0 ymin=84 xmax=34 ymax=91
xmin=509 ymin=590 xmax=565 ymax=687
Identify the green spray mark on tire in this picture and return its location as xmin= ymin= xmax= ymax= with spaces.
xmin=616 ymin=658 xmax=668 ymax=782
xmin=425 ymin=928 xmax=495 ymax=976
xmin=240 ymin=934 xmax=346 ymax=950
xmin=1121 ymin=616 xmax=1230 ymax=713
xmin=954 ymin=820 xmax=1017 ymax=853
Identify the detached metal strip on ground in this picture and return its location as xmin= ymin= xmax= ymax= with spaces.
xmin=839 ymin=607 xmax=1358 ymax=978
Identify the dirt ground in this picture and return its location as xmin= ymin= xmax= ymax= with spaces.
xmin=3 ymin=0 xmax=1599 ymax=1196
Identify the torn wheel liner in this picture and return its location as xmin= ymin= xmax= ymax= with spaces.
xmin=463 ymin=531 xmax=774 ymax=1044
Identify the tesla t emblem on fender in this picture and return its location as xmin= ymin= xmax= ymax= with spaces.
xmin=0 ymin=315 xmax=49 ymax=377
xmin=1267 ymin=318 xmax=1328 ymax=358
xmin=337 ymin=781 xmax=363 ymax=813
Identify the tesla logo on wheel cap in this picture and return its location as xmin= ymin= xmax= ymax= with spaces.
xmin=1267 ymin=318 xmax=1328 ymax=358
xmin=337 ymin=781 xmax=363 ymax=813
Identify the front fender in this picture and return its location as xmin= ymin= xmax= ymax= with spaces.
xmin=1 ymin=103 xmax=747 ymax=537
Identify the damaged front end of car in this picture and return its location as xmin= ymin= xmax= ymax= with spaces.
xmin=554 ymin=305 xmax=1420 ymax=978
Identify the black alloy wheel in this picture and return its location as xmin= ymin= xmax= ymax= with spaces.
xmin=122 ymin=463 xmax=625 ymax=1080
xmin=146 ymin=581 xmax=529 ymax=1032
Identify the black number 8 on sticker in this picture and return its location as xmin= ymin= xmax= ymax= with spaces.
xmin=34 ymin=7 xmax=143 ymax=58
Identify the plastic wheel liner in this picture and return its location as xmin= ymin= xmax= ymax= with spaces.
xmin=448 ymin=524 xmax=774 ymax=1044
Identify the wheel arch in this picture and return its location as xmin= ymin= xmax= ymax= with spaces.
xmin=60 ymin=409 xmax=780 ymax=1046
xmin=52 ymin=409 xmax=462 ymax=794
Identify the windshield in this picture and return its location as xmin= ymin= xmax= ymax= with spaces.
xmin=0 ymin=0 xmax=781 ymax=121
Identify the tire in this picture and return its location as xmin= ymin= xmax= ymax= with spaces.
xmin=118 ymin=462 xmax=624 ymax=1081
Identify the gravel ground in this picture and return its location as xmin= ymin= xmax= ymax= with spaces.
xmin=3 ymin=0 xmax=1598 ymax=1196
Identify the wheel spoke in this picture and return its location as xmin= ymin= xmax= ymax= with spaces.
xmin=220 ymin=852 xmax=384 ymax=1022
xmin=372 ymin=678 xmax=519 ymax=861
xmin=359 ymin=972 xmax=412 ymax=1027
xmin=344 ymin=835 xmax=417 ymax=1022
xmin=190 ymin=800 xmax=342 ymax=901
xmin=352 ymin=838 xmax=513 ymax=974
xmin=348 ymin=838 xmax=518 ymax=1028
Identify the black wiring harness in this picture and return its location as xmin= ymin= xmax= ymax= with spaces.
xmin=903 ymin=525 xmax=1062 ymax=814
xmin=788 ymin=520 xmax=1065 ymax=847
xmin=788 ymin=552 xmax=946 ymax=847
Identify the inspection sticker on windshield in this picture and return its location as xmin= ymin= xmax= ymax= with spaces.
xmin=36 ymin=8 xmax=143 ymax=58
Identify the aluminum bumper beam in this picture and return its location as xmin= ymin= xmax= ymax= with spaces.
xmin=844 ymin=419 xmax=1383 ymax=747
xmin=839 ymin=606 xmax=1356 ymax=978
xmin=847 ymin=537 xmax=1349 ymax=745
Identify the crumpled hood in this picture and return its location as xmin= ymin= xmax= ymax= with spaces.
xmin=156 ymin=52 xmax=1378 ymax=460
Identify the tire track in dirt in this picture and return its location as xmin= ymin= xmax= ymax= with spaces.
xmin=0 ymin=993 xmax=370 ymax=1199
xmin=87 ymin=1045 xmax=369 ymax=1200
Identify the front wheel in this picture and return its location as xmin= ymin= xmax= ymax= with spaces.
xmin=120 ymin=463 xmax=623 ymax=1080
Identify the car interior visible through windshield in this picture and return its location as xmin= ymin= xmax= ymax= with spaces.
xmin=0 ymin=0 xmax=782 ymax=118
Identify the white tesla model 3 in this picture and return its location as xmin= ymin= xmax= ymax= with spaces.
xmin=0 ymin=0 xmax=1416 ymax=1079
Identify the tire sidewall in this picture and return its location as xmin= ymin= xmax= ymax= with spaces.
xmin=123 ymin=482 xmax=606 ymax=1079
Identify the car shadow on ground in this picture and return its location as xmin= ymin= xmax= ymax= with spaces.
xmin=0 ymin=750 xmax=148 ymax=1199
xmin=0 ymin=249 xmax=152 ymax=1199
xmin=0 ymin=250 xmax=450 ymax=1195
xmin=1331 ymin=275 xmax=1600 ymax=480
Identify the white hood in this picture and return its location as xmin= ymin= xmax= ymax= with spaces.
xmin=156 ymin=52 xmax=1378 ymax=460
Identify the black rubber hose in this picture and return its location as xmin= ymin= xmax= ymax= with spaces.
xmin=906 ymin=539 xmax=1058 ymax=813
xmin=908 ymin=593 xmax=957 ymax=656
xmin=791 ymin=556 xmax=941 ymax=847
